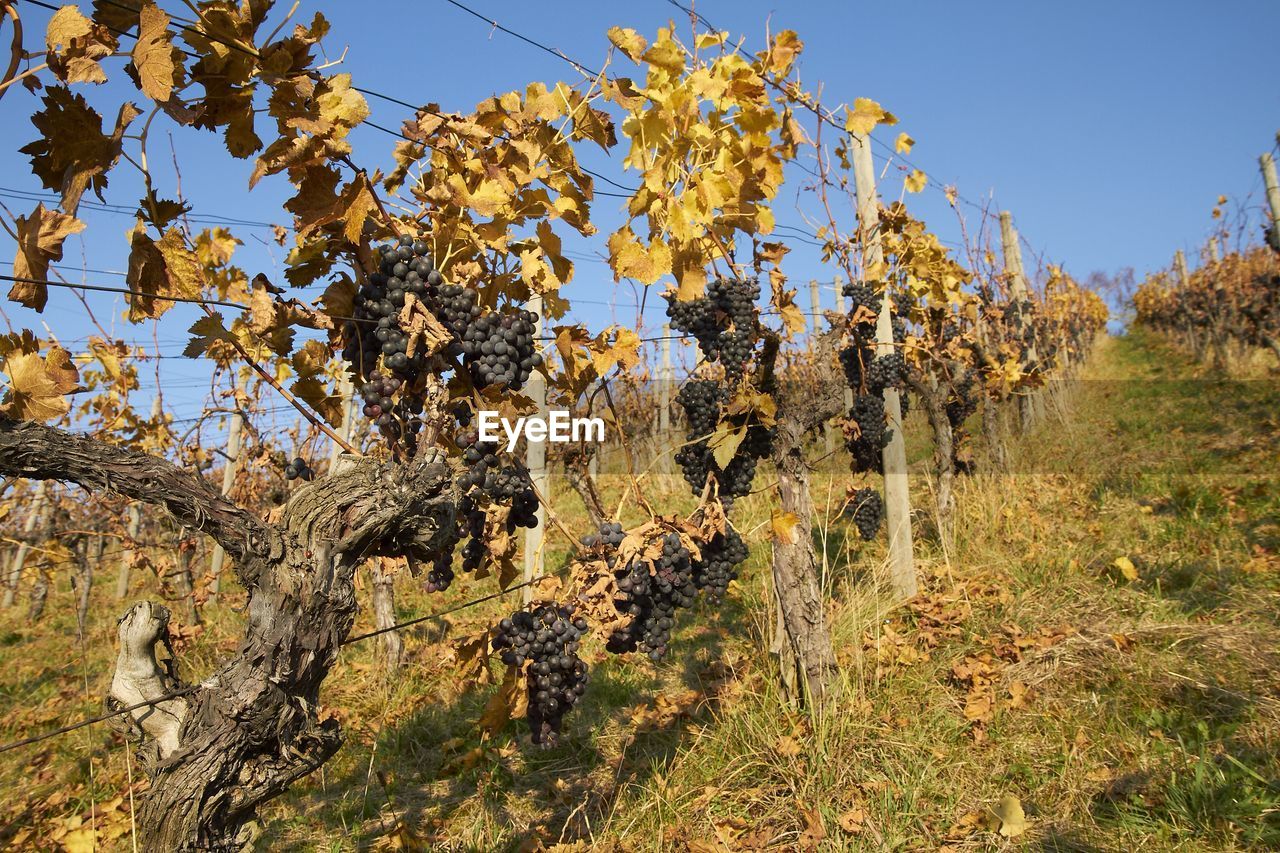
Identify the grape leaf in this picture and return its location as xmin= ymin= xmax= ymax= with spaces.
xmin=1 ymin=348 xmax=80 ymax=422
xmin=182 ymin=313 xmax=234 ymax=358
xmin=607 ymin=26 xmax=648 ymax=62
xmin=607 ymin=228 xmax=671 ymax=284
xmin=133 ymin=3 xmax=178 ymax=101
xmin=769 ymin=510 xmax=801 ymax=545
xmin=9 ymin=205 xmax=87 ymax=310
xmin=708 ymin=423 xmax=747 ymax=471
xmin=20 ymin=87 xmax=139 ymax=213
xmin=844 ymin=97 xmax=897 ymax=136
xmin=46 ymin=4 xmax=117 ymax=85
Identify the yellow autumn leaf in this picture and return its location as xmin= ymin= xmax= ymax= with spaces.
xmin=316 ymin=73 xmax=369 ymax=137
xmin=10 ymin=204 xmax=86 ymax=310
xmin=47 ymin=6 xmax=93 ymax=49
xmin=762 ymin=30 xmax=803 ymax=75
xmin=468 ymin=178 xmax=512 ymax=218
xmin=133 ymin=3 xmax=176 ymax=101
xmin=606 ymin=228 xmax=671 ymax=285
xmin=1113 ymin=556 xmax=1139 ymax=581
xmin=45 ymin=4 xmax=115 ymax=84
xmin=844 ymin=97 xmax=897 ymax=136
xmin=986 ymin=794 xmax=1028 ymax=838
xmin=62 ymin=826 xmax=97 ymax=853
xmin=904 ymin=169 xmax=927 ymax=193
xmin=894 ymin=132 xmax=914 ymax=154
xmin=641 ymin=29 xmax=685 ymax=72
xmin=695 ymin=31 xmax=728 ymax=49
xmin=708 ymin=423 xmax=747 ymax=470
xmin=1 ymin=350 xmax=76 ymax=422
xmin=607 ymin=26 xmax=648 ymax=62
xmin=770 ymin=510 xmax=802 ymax=545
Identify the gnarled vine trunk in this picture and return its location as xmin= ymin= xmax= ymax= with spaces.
xmin=0 ymin=418 xmax=459 ymax=850
xmin=908 ymin=373 xmax=956 ymax=545
xmin=766 ymin=333 xmax=844 ymax=709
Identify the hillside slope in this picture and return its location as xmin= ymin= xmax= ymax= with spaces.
xmin=2 ymin=331 xmax=1278 ymax=851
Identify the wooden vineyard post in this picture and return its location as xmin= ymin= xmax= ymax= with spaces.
xmin=657 ymin=325 xmax=673 ymax=474
xmin=116 ymin=503 xmax=142 ymax=599
xmin=659 ymin=325 xmax=672 ymax=434
xmin=208 ymin=376 xmax=244 ymax=599
xmin=809 ymin=279 xmax=822 ymax=341
xmin=117 ymin=395 xmax=163 ymax=599
xmin=999 ymin=211 xmax=1041 ymax=430
xmin=1261 ymin=152 xmax=1280 ymax=246
xmin=524 ymin=294 xmax=548 ymax=603
xmin=1208 ymin=237 xmax=1221 ymax=264
xmin=851 ymin=132 xmax=917 ymax=601
xmin=2 ymin=480 xmax=49 ymax=607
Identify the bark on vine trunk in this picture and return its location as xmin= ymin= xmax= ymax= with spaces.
xmin=770 ymin=416 xmax=840 ymax=707
xmin=908 ymin=374 xmax=955 ymax=546
xmin=0 ymin=417 xmax=459 ymax=850
xmin=765 ymin=332 xmax=844 ymax=709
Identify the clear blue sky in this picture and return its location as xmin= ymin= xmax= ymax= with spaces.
xmin=1 ymin=0 xmax=1277 ymax=428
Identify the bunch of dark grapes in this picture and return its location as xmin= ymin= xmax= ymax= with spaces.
xmin=441 ymin=430 xmax=540 ymax=584
xmin=677 ymin=380 xmax=724 ymax=439
xmin=892 ymin=315 xmax=908 ymax=345
xmin=722 ymin=423 xmax=774 ymax=495
xmin=945 ymin=373 xmax=978 ymax=429
xmin=839 ymin=342 xmax=873 ymax=390
xmin=841 ymin=280 xmax=882 ymax=311
xmin=666 ymin=278 xmax=761 ymax=378
xmin=844 ymin=487 xmax=884 ymax=541
xmin=692 ymin=527 xmax=748 ymax=602
xmin=866 ymin=352 xmax=907 ymax=392
xmin=604 ymin=531 xmax=696 ymax=661
xmin=434 ymin=282 xmax=480 ymax=338
xmin=458 ymin=499 xmax=488 ymax=576
xmin=673 ymin=381 xmax=773 ymax=505
xmin=842 ymin=281 xmax=882 ymax=336
xmin=460 ymin=308 xmax=541 ymax=391
xmin=346 ymin=236 xmax=437 ymax=383
xmin=674 ymin=442 xmax=713 ymax=496
xmin=344 ymin=237 xmax=546 ymax=448
xmin=674 ymin=423 xmax=773 ymax=507
xmin=357 ymin=371 xmax=425 ymax=441
xmin=846 ymin=393 xmax=890 ymax=474
xmin=425 ymin=538 xmax=457 ymax=593
xmin=492 ymin=604 xmax=589 ymax=748
xmin=580 ymin=520 xmax=625 ymax=549
xmin=284 ymin=456 xmax=314 ymax=481
xmin=455 ymin=430 xmax=537 ymax=518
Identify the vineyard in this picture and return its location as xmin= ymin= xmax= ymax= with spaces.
xmin=0 ymin=1 xmax=1277 ymax=851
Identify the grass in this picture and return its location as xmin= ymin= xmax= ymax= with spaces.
xmin=1 ymin=329 xmax=1279 ymax=850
